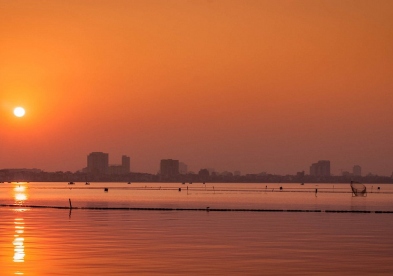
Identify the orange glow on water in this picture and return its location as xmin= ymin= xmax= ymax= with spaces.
xmin=14 ymin=185 xmax=25 ymax=192
xmin=11 ymin=216 xmax=26 ymax=276
xmin=14 ymin=194 xmax=27 ymax=202
xmin=9 ymin=186 xmax=28 ymax=275
xmin=13 ymin=185 xmax=28 ymax=204
xmin=12 ymin=187 xmax=27 ymax=265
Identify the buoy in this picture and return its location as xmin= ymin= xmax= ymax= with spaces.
xmin=104 ymin=188 xmax=108 ymax=192
xmin=178 ymin=188 xmax=181 ymax=192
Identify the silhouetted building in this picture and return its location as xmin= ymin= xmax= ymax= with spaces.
xmin=310 ymin=160 xmax=330 ymax=177
xmin=122 ymin=155 xmax=130 ymax=173
xmin=108 ymin=155 xmax=131 ymax=175
xmin=353 ymin=165 xmax=361 ymax=177
xmin=198 ymin=169 xmax=210 ymax=181
xmin=87 ymin=152 xmax=109 ymax=174
xmin=342 ymin=171 xmax=351 ymax=177
xmin=87 ymin=152 xmax=130 ymax=175
xmin=206 ymin=168 xmax=215 ymax=175
xmin=179 ymin=162 xmax=188 ymax=174
xmin=160 ymin=159 xmax=179 ymax=180
xmin=296 ymin=171 xmax=305 ymax=177
xmin=221 ymin=171 xmax=233 ymax=177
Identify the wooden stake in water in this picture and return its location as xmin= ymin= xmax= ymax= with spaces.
xmin=69 ymin=198 xmax=72 ymax=209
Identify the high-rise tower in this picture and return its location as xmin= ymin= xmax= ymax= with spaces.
xmin=87 ymin=152 xmax=109 ymax=174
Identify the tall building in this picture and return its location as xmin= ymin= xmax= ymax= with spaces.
xmin=353 ymin=165 xmax=361 ymax=177
xmin=160 ymin=159 xmax=179 ymax=180
xmin=122 ymin=155 xmax=130 ymax=174
xmin=310 ymin=160 xmax=331 ymax=177
xmin=87 ymin=152 xmax=109 ymax=174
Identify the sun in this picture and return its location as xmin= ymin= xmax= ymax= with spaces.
xmin=13 ymin=107 xmax=26 ymax=117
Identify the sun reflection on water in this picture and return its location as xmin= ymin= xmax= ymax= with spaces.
xmin=13 ymin=184 xmax=28 ymax=205
xmin=13 ymin=218 xmax=25 ymax=263
xmin=12 ymin=184 xmax=28 ymax=275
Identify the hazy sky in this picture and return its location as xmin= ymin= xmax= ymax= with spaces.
xmin=1 ymin=0 xmax=392 ymax=176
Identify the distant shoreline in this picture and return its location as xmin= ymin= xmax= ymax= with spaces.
xmin=1 ymin=169 xmax=392 ymax=184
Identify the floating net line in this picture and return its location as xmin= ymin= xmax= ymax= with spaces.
xmin=1 ymin=204 xmax=392 ymax=214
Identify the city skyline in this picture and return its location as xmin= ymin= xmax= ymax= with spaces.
xmin=1 ymin=1 xmax=393 ymax=177
xmin=0 ymin=150 xmax=381 ymax=178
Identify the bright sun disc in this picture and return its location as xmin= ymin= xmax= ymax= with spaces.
xmin=14 ymin=107 xmax=25 ymax=117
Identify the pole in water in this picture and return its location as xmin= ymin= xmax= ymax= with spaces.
xmin=69 ymin=198 xmax=72 ymax=209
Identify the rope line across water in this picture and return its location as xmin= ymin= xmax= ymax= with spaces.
xmin=1 ymin=204 xmax=392 ymax=213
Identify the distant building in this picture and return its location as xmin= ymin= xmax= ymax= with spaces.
xmin=296 ymin=171 xmax=305 ymax=178
xmin=179 ymin=162 xmax=188 ymax=174
xmin=160 ymin=159 xmax=179 ymax=180
xmin=220 ymin=171 xmax=233 ymax=177
xmin=108 ymin=155 xmax=130 ymax=175
xmin=310 ymin=160 xmax=330 ymax=177
xmin=108 ymin=165 xmax=123 ymax=175
xmin=353 ymin=165 xmax=361 ymax=177
xmin=87 ymin=152 xmax=109 ymax=174
xmin=122 ymin=155 xmax=131 ymax=174
xmin=87 ymin=152 xmax=130 ymax=175
xmin=198 ymin=169 xmax=210 ymax=181
xmin=342 ymin=171 xmax=351 ymax=177
xmin=206 ymin=168 xmax=216 ymax=175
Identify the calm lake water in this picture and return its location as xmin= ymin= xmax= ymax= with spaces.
xmin=1 ymin=182 xmax=393 ymax=275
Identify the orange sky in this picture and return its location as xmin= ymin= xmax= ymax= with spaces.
xmin=1 ymin=0 xmax=392 ymax=175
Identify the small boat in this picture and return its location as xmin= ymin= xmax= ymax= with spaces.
xmin=127 ymin=182 xmax=131 ymax=184
xmin=85 ymin=182 xmax=90 ymax=185
xmin=68 ymin=182 xmax=75 ymax=185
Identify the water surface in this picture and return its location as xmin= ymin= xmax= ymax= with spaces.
xmin=1 ymin=182 xmax=392 ymax=275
